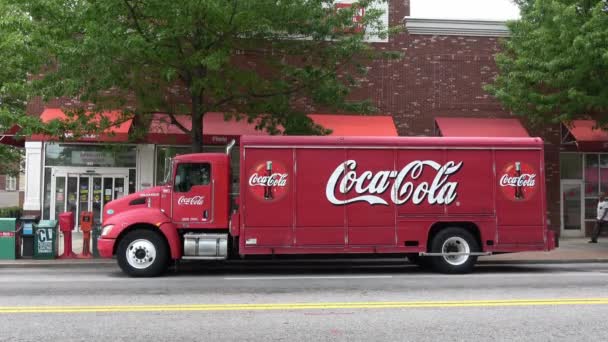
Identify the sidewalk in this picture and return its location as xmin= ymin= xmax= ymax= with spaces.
xmin=2 ymin=236 xmax=608 ymax=267
xmin=479 ymin=238 xmax=608 ymax=264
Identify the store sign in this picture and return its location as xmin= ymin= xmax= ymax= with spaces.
xmin=71 ymin=151 xmax=114 ymax=166
xmin=46 ymin=144 xmax=136 ymax=167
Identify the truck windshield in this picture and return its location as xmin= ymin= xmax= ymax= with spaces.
xmin=161 ymin=159 xmax=173 ymax=185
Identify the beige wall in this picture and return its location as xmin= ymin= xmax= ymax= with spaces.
xmin=0 ymin=192 xmax=20 ymax=208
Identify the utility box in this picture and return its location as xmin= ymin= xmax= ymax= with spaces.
xmin=34 ymin=220 xmax=58 ymax=259
xmin=0 ymin=218 xmax=17 ymax=260
xmin=20 ymin=215 xmax=39 ymax=258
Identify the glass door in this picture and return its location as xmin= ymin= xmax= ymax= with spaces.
xmin=561 ymin=180 xmax=584 ymax=237
xmin=92 ymin=177 xmax=103 ymax=226
xmin=50 ymin=169 xmax=130 ymax=230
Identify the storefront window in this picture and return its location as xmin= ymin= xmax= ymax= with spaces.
xmin=582 ymin=153 xmax=608 ymax=221
xmin=585 ymin=154 xmax=599 ymax=197
xmin=560 ymin=153 xmax=582 ymax=179
xmin=585 ymin=198 xmax=598 ymax=220
xmin=45 ymin=143 xmax=136 ymax=167
xmin=601 ymin=156 xmax=608 ymax=195
xmin=155 ymin=145 xmax=240 ymax=193
xmin=129 ymin=169 xmax=136 ymax=194
xmin=42 ymin=168 xmax=51 ymax=220
xmin=155 ymin=146 xmax=191 ymax=185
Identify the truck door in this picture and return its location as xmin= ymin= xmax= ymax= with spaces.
xmin=172 ymin=162 xmax=213 ymax=228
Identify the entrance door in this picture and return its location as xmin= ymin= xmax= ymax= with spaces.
xmin=561 ymin=180 xmax=584 ymax=237
xmin=50 ymin=169 xmax=129 ymax=230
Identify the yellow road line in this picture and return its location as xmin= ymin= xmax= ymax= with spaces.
xmin=2 ymin=298 xmax=608 ymax=314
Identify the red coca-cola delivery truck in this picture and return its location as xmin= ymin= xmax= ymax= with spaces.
xmin=98 ymin=135 xmax=557 ymax=276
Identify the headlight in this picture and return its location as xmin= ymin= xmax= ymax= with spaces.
xmin=101 ymin=224 xmax=115 ymax=237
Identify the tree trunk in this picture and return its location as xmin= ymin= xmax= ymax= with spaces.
xmin=191 ymin=96 xmax=204 ymax=153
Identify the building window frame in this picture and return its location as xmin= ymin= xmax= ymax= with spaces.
xmin=582 ymin=153 xmax=608 ymax=221
xmin=5 ymin=175 xmax=17 ymax=191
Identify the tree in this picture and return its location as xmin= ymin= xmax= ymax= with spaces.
xmin=0 ymin=1 xmax=106 ymax=174
xmin=486 ymin=0 xmax=608 ymax=126
xmin=1 ymin=0 xmax=396 ymax=153
xmin=0 ymin=1 xmax=42 ymax=175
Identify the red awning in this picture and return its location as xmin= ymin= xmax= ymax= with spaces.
xmin=434 ymin=117 xmax=529 ymax=137
xmin=148 ymin=113 xmax=270 ymax=145
xmin=148 ymin=113 xmax=398 ymax=145
xmin=0 ymin=125 xmax=24 ymax=147
xmin=562 ymin=120 xmax=608 ymax=151
xmin=308 ymin=114 xmax=398 ymax=136
xmin=30 ymin=108 xmax=133 ymax=142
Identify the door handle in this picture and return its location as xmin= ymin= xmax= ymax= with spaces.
xmin=203 ymin=210 xmax=209 ymax=220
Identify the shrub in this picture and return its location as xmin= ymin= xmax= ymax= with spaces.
xmin=0 ymin=207 xmax=22 ymax=218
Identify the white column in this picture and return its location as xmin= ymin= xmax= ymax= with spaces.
xmin=23 ymin=141 xmax=43 ymax=211
xmin=136 ymin=144 xmax=155 ymax=190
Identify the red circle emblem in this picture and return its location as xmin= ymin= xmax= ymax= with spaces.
xmin=248 ymin=160 xmax=289 ymax=201
xmin=499 ymin=162 xmax=538 ymax=201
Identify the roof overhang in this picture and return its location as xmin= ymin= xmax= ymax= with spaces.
xmin=147 ymin=113 xmax=399 ymax=145
xmin=29 ymin=108 xmax=134 ymax=143
xmin=561 ymin=120 xmax=608 ymax=151
xmin=404 ymin=17 xmax=510 ymax=37
xmin=434 ymin=117 xmax=529 ymax=137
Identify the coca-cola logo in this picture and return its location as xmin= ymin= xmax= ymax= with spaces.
xmin=249 ymin=173 xmax=288 ymax=187
xmin=326 ymin=160 xmax=463 ymax=206
xmin=177 ymin=195 xmax=204 ymax=205
xmin=499 ymin=162 xmax=537 ymax=201
xmin=248 ymin=160 xmax=289 ymax=201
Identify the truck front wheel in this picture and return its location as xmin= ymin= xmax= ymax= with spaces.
xmin=117 ymin=230 xmax=169 ymax=277
xmin=429 ymin=228 xmax=479 ymax=274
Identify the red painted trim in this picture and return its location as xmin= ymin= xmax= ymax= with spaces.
xmin=158 ymin=223 xmax=182 ymax=259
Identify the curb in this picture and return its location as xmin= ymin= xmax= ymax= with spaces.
xmin=478 ymin=259 xmax=608 ymax=265
xmin=0 ymin=260 xmax=116 ymax=268
xmin=2 ymin=258 xmax=608 ymax=268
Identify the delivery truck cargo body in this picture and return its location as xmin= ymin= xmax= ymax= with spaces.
xmin=98 ymin=135 xmax=556 ymax=276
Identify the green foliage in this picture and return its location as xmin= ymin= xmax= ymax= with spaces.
xmin=0 ymin=206 xmax=22 ymax=218
xmin=487 ymin=0 xmax=608 ymax=127
xmin=0 ymin=0 xmax=398 ymax=152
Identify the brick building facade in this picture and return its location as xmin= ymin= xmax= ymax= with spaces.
xmin=21 ymin=0 xmax=603 ymax=237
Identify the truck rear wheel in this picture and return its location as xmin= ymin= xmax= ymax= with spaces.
xmin=117 ymin=230 xmax=169 ymax=277
xmin=429 ymin=227 xmax=479 ymax=274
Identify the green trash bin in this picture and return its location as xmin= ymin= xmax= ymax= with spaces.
xmin=34 ymin=220 xmax=58 ymax=259
xmin=0 ymin=218 xmax=17 ymax=260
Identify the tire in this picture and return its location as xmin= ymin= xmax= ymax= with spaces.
xmin=117 ymin=230 xmax=169 ymax=277
xmin=429 ymin=227 xmax=479 ymax=274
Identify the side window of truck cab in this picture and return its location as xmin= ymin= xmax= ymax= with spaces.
xmin=174 ymin=163 xmax=211 ymax=192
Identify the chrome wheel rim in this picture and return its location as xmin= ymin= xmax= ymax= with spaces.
xmin=126 ymin=239 xmax=157 ymax=269
xmin=441 ymin=237 xmax=470 ymax=266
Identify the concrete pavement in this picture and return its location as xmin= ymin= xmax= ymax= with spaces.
xmin=2 ymin=263 xmax=608 ymax=341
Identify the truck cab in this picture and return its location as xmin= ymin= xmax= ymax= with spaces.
xmin=97 ymin=152 xmax=232 ymax=276
xmin=162 ymin=153 xmax=230 ymax=230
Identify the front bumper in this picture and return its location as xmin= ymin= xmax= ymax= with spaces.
xmin=97 ymin=237 xmax=116 ymax=258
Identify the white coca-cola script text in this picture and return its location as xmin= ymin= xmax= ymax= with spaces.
xmin=326 ymin=160 xmax=463 ymax=206
xmin=177 ymin=196 xmax=204 ymax=205
xmin=499 ymin=174 xmax=536 ymax=187
xmin=249 ymin=173 xmax=288 ymax=187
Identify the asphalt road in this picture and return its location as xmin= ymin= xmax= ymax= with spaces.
xmin=2 ymin=261 xmax=608 ymax=341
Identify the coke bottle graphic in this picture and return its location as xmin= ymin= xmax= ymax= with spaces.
xmin=264 ymin=161 xmax=273 ymax=200
xmin=514 ymin=162 xmax=524 ymax=200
